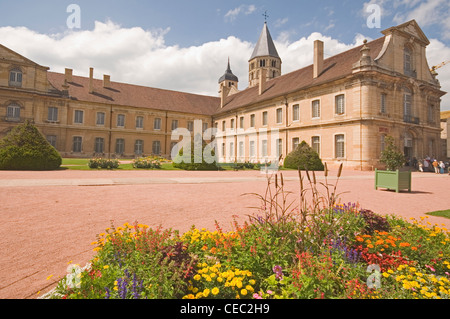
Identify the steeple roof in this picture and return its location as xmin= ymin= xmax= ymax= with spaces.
xmin=249 ymin=22 xmax=280 ymax=61
xmin=218 ymin=59 xmax=239 ymax=83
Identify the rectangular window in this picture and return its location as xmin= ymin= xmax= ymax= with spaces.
xmin=72 ymin=136 xmax=82 ymax=153
xmin=293 ymin=105 xmax=300 ymax=122
xmin=240 ymin=117 xmax=244 ymax=129
xmin=222 ymin=121 xmax=226 ymax=132
xmin=187 ymin=121 xmax=194 ymax=132
xmin=312 ymin=136 xmax=321 ymax=156
xmin=335 ymin=95 xmax=345 ymax=115
xmin=9 ymin=69 xmax=22 ymax=87
xmin=136 ymin=116 xmax=144 ymax=129
xmin=312 ymin=100 xmax=320 ymax=118
xmin=171 ymin=120 xmax=178 ymax=131
xmin=276 ymin=108 xmax=283 ymax=124
xmin=6 ymin=105 xmax=20 ymax=120
xmin=262 ymin=111 xmax=268 ymax=126
xmin=250 ymin=114 xmax=255 ymax=128
xmin=292 ymin=137 xmax=300 ymax=151
xmin=170 ymin=142 xmax=178 ymax=159
xmin=117 ymin=114 xmax=125 ymax=127
xmin=335 ymin=135 xmax=345 ymax=158
xmin=380 ymin=93 xmax=387 ymax=114
xmin=229 ymin=142 xmax=234 ymax=157
xmin=48 ymin=107 xmax=58 ymax=122
xmin=230 ymin=118 xmax=235 ymax=130
xmin=154 ymin=118 xmax=162 ymax=130
xmin=74 ymin=110 xmax=84 ymax=124
xmin=203 ymin=122 xmax=208 ymax=132
xmin=46 ymin=135 xmax=57 ymax=148
xmin=222 ymin=143 xmax=226 ymax=158
xmin=97 ymin=112 xmax=105 ymax=126
xmin=276 ymin=139 xmax=283 ymax=158
xmin=152 ymin=141 xmax=161 ymax=155
xmin=135 ymin=140 xmax=144 ymax=156
xmin=94 ymin=137 xmax=104 ymax=154
xmin=239 ymin=141 xmax=244 ymax=158
xmin=404 ymin=93 xmax=412 ymax=117
xmin=115 ymin=139 xmax=125 ymax=154
xmin=261 ymin=140 xmax=268 ymax=157
xmin=250 ymin=141 xmax=256 ymax=158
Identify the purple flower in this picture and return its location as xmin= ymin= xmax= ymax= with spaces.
xmin=273 ymin=265 xmax=283 ymax=280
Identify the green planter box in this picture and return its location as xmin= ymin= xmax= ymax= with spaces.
xmin=375 ymin=169 xmax=412 ymax=193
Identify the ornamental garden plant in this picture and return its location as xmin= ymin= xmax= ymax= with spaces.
xmin=44 ymin=166 xmax=450 ymax=299
xmin=0 ymin=121 xmax=62 ymax=170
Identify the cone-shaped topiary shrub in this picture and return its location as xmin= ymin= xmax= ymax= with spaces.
xmin=172 ymin=135 xmax=219 ymax=171
xmin=283 ymin=140 xmax=324 ymax=171
xmin=0 ymin=121 xmax=62 ymax=170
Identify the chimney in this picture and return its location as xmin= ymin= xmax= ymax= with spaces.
xmin=259 ymin=68 xmax=267 ymax=95
xmin=65 ymin=68 xmax=73 ymax=83
xmin=89 ymin=67 xmax=94 ymax=93
xmin=103 ymin=74 xmax=111 ymax=88
xmin=313 ymin=40 xmax=324 ymax=78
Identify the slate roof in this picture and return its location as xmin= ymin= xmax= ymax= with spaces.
xmin=249 ymin=22 xmax=280 ymax=61
xmin=218 ymin=60 xmax=239 ymax=83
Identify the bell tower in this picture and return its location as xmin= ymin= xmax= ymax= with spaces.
xmin=248 ymin=22 xmax=281 ymax=88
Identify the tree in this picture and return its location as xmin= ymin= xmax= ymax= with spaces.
xmin=379 ymin=136 xmax=405 ymax=171
xmin=0 ymin=121 xmax=62 ymax=170
xmin=283 ymin=141 xmax=324 ymax=171
xmin=172 ymin=136 xmax=219 ymax=171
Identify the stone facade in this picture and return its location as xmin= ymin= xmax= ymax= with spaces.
xmin=0 ymin=20 xmax=446 ymax=170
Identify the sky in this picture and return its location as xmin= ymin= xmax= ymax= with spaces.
xmin=0 ymin=0 xmax=449 ymax=110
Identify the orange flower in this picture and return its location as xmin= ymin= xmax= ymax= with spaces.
xmin=367 ymin=244 xmax=374 ymax=249
xmin=356 ymin=236 xmax=364 ymax=242
xmin=411 ymin=247 xmax=418 ymax=251
xmin=399 ymin=242 xmax=410 ymax=247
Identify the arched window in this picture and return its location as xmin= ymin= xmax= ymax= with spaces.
xmin=6 ymin=103 xmax=21 ymax=121
xmin=9 ymin=68 xmax=23 ymax=87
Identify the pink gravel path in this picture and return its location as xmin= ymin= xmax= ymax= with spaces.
xmin=0 ymin=168 xmax=449 ymax=299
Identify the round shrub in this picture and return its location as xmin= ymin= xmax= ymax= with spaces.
xmin=172 ymin=139 xmax=219 ymax=171
xmin=0 ymin=121 xmax=62 ymax=170
xmin=283 ymin=141 xmax=324 ymax=171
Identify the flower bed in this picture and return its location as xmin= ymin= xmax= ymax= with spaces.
xmin=45 ymin=168 xmax=450 ymax=299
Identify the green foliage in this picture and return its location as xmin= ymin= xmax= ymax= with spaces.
xmin=88 ymin=158 xmax=120 ymax=169
xmin=283 ymin=141 xmax=324 ymax=171
xmin=46 ymin=170 xmax=450 ymax=300
xmin=172 ymin=139 xmax=219 ymax=171
xmin=0 ymin=121 xmax=62 ymax=170
xmin=380 ymin=136 xmax=405 ymax=171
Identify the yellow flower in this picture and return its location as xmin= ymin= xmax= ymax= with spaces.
xmin=249 ymin=279 xmax=256 ymax=285
xmin=194 ymin=274 xmax=201 ymax=281
xmin=212 ymin=287 xmax=220 ymax=295
xmin=203 ymin=289 xmax=210 ymax=297
xmin=103 ymin=265 xmax=109 ymax=269
xmin=382 ymin=272 xmax=390 ymax=278
xmin=240 ymin=289 xmax=248 ymax=296
xmin=46 ymin=275 xmax=53 ymax=281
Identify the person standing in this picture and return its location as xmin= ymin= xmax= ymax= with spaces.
xmin=439 ymin=161 xmax=445 ymax=174
xmin=432 ymin=160 xmax=439 ymax=174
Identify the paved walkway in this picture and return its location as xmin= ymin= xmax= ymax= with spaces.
xmin=0 ymin=169 xmax=449 ymax=299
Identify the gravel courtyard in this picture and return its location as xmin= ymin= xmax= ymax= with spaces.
xmin=0 ymin=168 xmax=449 ymax=299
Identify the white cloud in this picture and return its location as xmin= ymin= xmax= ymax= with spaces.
xmin=0 ymin=20 xmax=448 ymax=109
xmin=393 ymin=0 xmax=450 ymax=41
xmin=224 ymin=5 xmax=256 ymax=22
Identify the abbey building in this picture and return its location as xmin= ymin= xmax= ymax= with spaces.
xmin=0 ymin=20 xmax=446 ymax=170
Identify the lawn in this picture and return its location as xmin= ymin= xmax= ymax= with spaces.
xmin=427 ymin=209 xmax=450 ymax=219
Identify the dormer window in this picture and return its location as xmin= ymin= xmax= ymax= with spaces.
xmin=9 ymin=68 xmax=23 ymax=87
xmin=403 ymin=46 xmax=415 ymax=77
